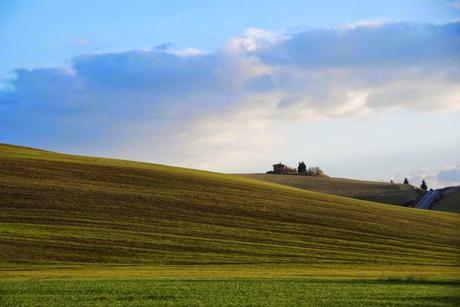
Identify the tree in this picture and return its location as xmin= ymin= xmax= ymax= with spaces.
xmin=420 ymin=180 xmax=427 ymax=191
xmin=306 ymin=166 xmax=325 ymax=176
xmin=390 ymin=180 xmax=394 ymax=183
xmin=297 ymin=161 xmax=307 ymax=174
xmin=403 ymin=178 xmax=409 ymax=184
xmin=312 ymin=166 xmax=324 ymax=176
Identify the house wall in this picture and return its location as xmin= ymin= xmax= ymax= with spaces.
xmin=273 ymin=165 xmax=286 ymax=173
xmin=273 ymin=164 xmax=297 ymax=174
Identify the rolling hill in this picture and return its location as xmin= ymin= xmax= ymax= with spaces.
xmin=240 ymin=173 xmax=421 ymax=205
xmin=432 ymin=187 xmax=460 ymax=214
xmin=0 ymin=144 xmax=459 ymax=276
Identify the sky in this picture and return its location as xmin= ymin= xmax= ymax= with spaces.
xmin=1 ymin=0 xmax=460 ymax=188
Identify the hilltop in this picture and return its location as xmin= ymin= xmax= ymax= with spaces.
xmin=240 ymin=173 xmax=421 ymax=205
xmin=0 ymin=144 xmax=459 ymax=277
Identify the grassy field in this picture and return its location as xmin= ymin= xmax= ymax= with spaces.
xmin=1 ymin=278 xmax=459 ymax=306
xmin=1 ymin=143 xmax=459 ymax=305
xmin=240 ymin=173 xmax=421 ymax=205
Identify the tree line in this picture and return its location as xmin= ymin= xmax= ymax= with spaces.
xmin=297 ymin=161 xmax=325 ymax=176
xmin=400 ymin=178 xmax=428 ymax=191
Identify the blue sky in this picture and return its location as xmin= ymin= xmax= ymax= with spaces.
xmin=1 ymin=0 xmax=460 ymax=187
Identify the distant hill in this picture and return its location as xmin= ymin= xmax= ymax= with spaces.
xmin=0 ymin=144 xmax=459 ymax=269
xmin=239 ymin=173 xmax=421 ymax=205
xmin=431 ymin=187 xmax=460 ymax=213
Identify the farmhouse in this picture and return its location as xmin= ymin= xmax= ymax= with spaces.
xmin=272 ymin=163 xmax=297 ymax=174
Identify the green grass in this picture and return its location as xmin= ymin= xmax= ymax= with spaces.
xmin=1 ymin=143 xmax=459 ymax=305
xmin=1 ymin=278 xmax=459 ymax=306
xmin=240 ymin=173 xmax=421 ymax=205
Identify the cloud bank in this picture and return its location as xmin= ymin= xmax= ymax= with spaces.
xmin=403 ymin=165 xmax=460 ymax=189
xmin=1 ymin=21 xmax=459 ymax=175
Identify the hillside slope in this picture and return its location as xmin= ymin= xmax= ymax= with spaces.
xmin=432 ymin=187 xmax=460 ymax=213
xmin=240 ymin=174 xmax=421 ymax=205
xmin=0 ymin=144 xmax=459 ymax=269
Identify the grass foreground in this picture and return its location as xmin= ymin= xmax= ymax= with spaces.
xmin=1 ymin=278 xmax=459 ymax=307
xmin=1 ymin=144 xmax=459 ymax=305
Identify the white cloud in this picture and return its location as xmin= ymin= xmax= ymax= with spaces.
xmin=365 ymin=70 xmax=460 ymax=112
xmin=226 ymin=28 xmax=282 ymax=52
xmin=114 ymin=92 xmax=282 ymax=172
xmin=399 ymin=165 xmax=460 ymax=189
xmin=336 ymin=19 xmax=389 ymax=31
xmin=175 ymin=96 xmax=277 ymax=171
xmin=168 ymin=47 xmax=206 ymax=58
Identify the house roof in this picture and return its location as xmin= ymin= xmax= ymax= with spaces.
xmin=273 ymin=163 xmax=285 ymax=167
